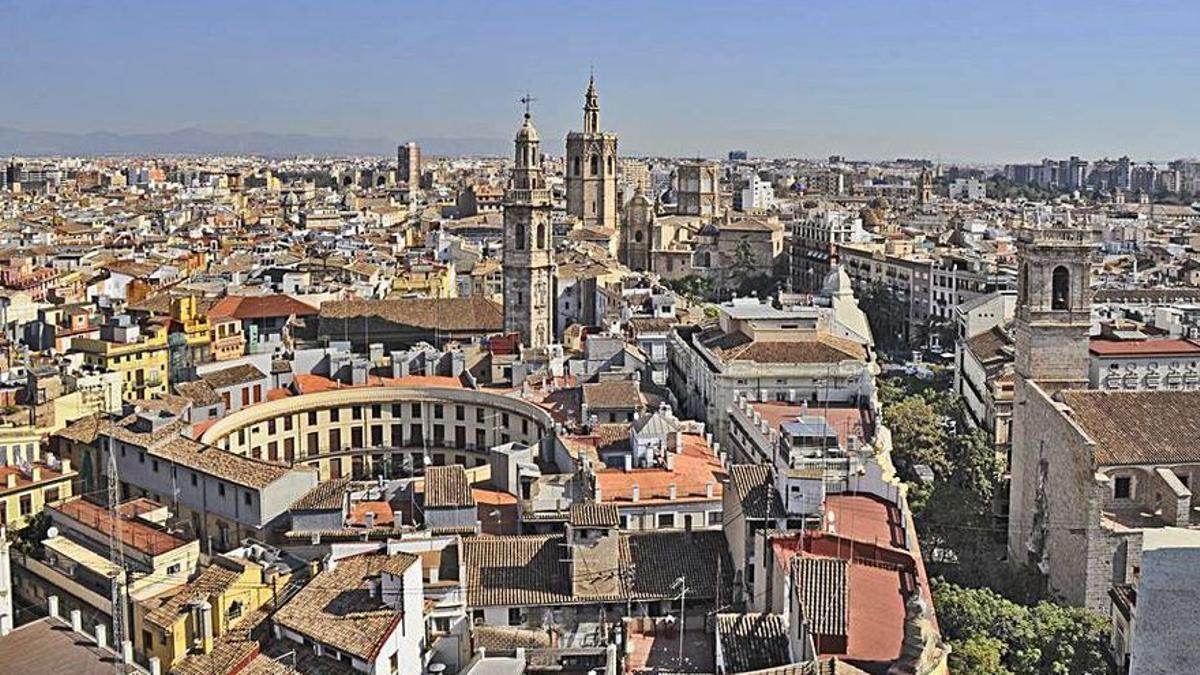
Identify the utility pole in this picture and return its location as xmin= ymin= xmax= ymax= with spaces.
xmin=106 ymin=443 xmax=128 ymax=674
xmin=672 ymin=575 xmax=689 ymax=668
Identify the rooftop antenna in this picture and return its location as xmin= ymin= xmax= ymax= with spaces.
xmin=106 ymin=443 xmax=129 ymax=674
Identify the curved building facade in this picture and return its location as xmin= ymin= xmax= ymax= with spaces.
xmin=200 ymin=386 xmax=555 ymax=481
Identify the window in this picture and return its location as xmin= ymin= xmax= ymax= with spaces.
xmin=708 ymin=511 xmax=721 ymax=526
xmin=371 ymin=404 xmax=381 ymax=418
xmin=455 ymin=405 xmax=465 ymax=421
xmin=411 ymin=403 xmax=421 ymax=418
xmin=308 ymin=411 xmax=318 ymax=425
xmin=330 ymin=408 xmax=340 ymax=423
xmin=434 ymin=404 xmax=444 ymax=419
xmin=44 ymin=487 xmax=59 ymax=504
xmin=228 ymin=600 xmax=243 ymax=620
xmin=352 ymin=406 xmax=363 ymax=421
xmin=476 ymin=408 xmax=485 ymax=423
xmin=307 ymin=432 xmax=319 ymax=457
xmin=152 ymin=459 xmax=159 ymax=473
xmin=283 ymin=416 xmax=293 ymax=432
xmin=1114 ymin=476 xmax=1132 ymax=499
xmin=267 ymin=419 xmax=276 ymax=435
xmin=191 ymin=472 xmax=198 ymax=487
xmin=244 ymin=492 xmax=252 ymax=506
xmin=657 ymin=512 xmax=675 ymax=529
xmin=167 ymin=563 xmax=181 ymax=575
xmin=508 ymin=608 xmax=522 ymax=626
xmin=218 ymin=483 xmax=226 ymax=497
xmin=1051 ymin=266 xmax=1070 ymax=310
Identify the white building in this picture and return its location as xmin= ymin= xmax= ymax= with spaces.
xmin=947 ymin=178 xmax=986 ymax=201
xmin=740 ymin=174 xmax=776 ymax=211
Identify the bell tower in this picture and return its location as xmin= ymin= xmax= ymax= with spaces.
xmin=565 ymin=75 xmax=619 ymax=231
xmin=1012 ymin=225 xmax=1093 ymax=390
xmin=503 ymin=99 xmax=555 ymax=350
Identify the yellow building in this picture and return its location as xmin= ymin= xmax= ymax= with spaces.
xmin=134 ymin=551 xmax=291 ymax=670
xmin=393 ymin=261 xmax=457 ymax=298
xmin=72 ymin=321 xmax=169 ymax=402
xmin=170 ymin=296 xmax=213 ymax=365
xmin=0 ymin=460 xmax=74 ymax=530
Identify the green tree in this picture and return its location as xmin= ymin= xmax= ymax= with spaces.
xmin=858 ymin=282 xmax=908 ymax=354
xmin=882 ymin=395 xmax=948 ymax=476
xmin=12 ymin=511 xmax=51 ymax=557
xmin=934 ymin=580 xmax=1111 ymax=675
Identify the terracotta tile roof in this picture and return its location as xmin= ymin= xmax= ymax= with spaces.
xmin=200 ymin=363 xmax=267 ymax=389
xmin=209 ymin=294 xmax=318 ymax=320
xmin=710 ymin=333 xmax=867 ymax=365
xmin=569 ymin=503 xmax=620 ymax=528
xmin=348 ymin=500 xmax=395 ymax=527
xmin=53 ymin=498 xmax=188 ymax=558
xmin=274 ymin=552 xmax=419 ymax=661
xmin=728 ymin=464 xmax=786 ymax=520
xmin=739 ymin=659 xmax=871 ymax=675
xmin=470 ymin=625 xmax=553 ymax=651
xmin=966 ymin=324 xmax=1014 ymax=364
xmin=793 ymin=557 xmax=848 ymax=638
xmin=1089 ymin=338 xmax=1200 ymax=357
xmin=1057 ymin=389 xmax=1200 ymax=465
xmin=462 ymin=530 xmax=732 ymax=608
xmin=582 ymin=381 xmax=643 ymax=410
xmin=319 ymin=296 xmax=503 ymax=332
xmin=595 ymin=434 xmax=725 ymax=504
xmin=462 ymin=535 xmax=572 ymax=608
xmin=174 ymin=379 xmax=222 ymax=407
xmin=155 ymin=435 xmax=296 ymax=489
xmin=626 ymin=530 xmax=732 ymax=601
xmin=290 ymin=479 xmax=349 ymax=512
xmin=716 ymin=613 xmax=792 ymax=673
xmin=143 ymin=562 xmax=242 ymax=628
xmin=424 ymin=465 xmax=476 ymax=509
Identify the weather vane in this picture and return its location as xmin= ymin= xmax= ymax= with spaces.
xmin=519 ymin=92 xmax=537 ymax=116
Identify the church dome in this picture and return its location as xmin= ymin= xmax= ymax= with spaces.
xmin=515 ymin=114 xmax=540 ymax=143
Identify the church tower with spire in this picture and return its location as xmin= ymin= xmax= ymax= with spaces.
xmin=503 ymin=101 xmax=555 ymax=349
xmin=566 ymin=75 xmax=619 ymax=231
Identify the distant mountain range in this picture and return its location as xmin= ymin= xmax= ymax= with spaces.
xmin=0 ymin=126 xmax=512 ymax=158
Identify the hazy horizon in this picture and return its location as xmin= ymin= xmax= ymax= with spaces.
xmin=3 ymin=0 xmax=1198 ymax=163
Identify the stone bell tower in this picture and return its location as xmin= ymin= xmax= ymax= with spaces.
xmin=565 ymin=75 xmax=619 ymax=231
xmin=1012 ymin=224 xmax=1093 ymax=390
xmin=503 ymin=99 xmax=555 ymax=350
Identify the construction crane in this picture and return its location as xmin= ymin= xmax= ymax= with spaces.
xmin=106 ymin=442 xmax=128 ymax=673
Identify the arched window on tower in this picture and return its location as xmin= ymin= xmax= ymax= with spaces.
xmin=573 ymin=156 xmax=581 ymax=176
xmin=607 ymin=156 xmax=614 ymax=174
xmin=536 ymin=222 xmax=546 ymax=249
xmin=1052 ymin=265 xmax=1070 ymax=310
xmin=1019 ymin=264 xmax=1029 ymax=306
xmin=591 ymin=154 xmax=599 ymax=176
xmin=515 ymin=223 xmax=526 ymax=250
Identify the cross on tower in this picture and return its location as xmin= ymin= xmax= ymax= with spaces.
xmin=519 ymin=92 xmax=537 ymax=117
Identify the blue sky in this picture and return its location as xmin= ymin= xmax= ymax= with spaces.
xmin=1 ymin=0 xmax=1197 ymax=161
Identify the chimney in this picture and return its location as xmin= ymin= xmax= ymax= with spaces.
xmin=121 ymin=640 xmax=133 ymax=664
xmin=69 ymin=609 xmax=81 ymax=633
xmin=594 ymin=485 xmax=603 ymax=502
xmin=706 ymin=481 xmax=715 ymax=498
xmin=428 ymin=566 xmax=439 ymax=584
xmin=149 ymin=656 xmax=162 ymax=675
xmin=515 ymin=646 xmax=527 ymax=662
xmin=668 ymin=483 xmax=677 ymax=500
xmin=47 ymin=595 xmax=58 ymax=619
xmin=61 ymin=459 xmax=70 ymax=473
xmin=94 ymin=624 xmax=107 ymax=651
xmin=31 ymin=466 xmax=41 ymax=482
xmin=5 ymin=475 xmax=14 ymax=489
xmin=665 ymin=453 xmax=675 ymax=471
xmin=631 ymin=484 xmax=640 ymax=503
xmin=364 ymin=511 xmax=376 ymax=529
xmin=623 ymin=455 xmax=632 ymax=472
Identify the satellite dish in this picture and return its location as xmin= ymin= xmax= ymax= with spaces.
xmin=46 ymin=526 xmax=59 ymax=539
